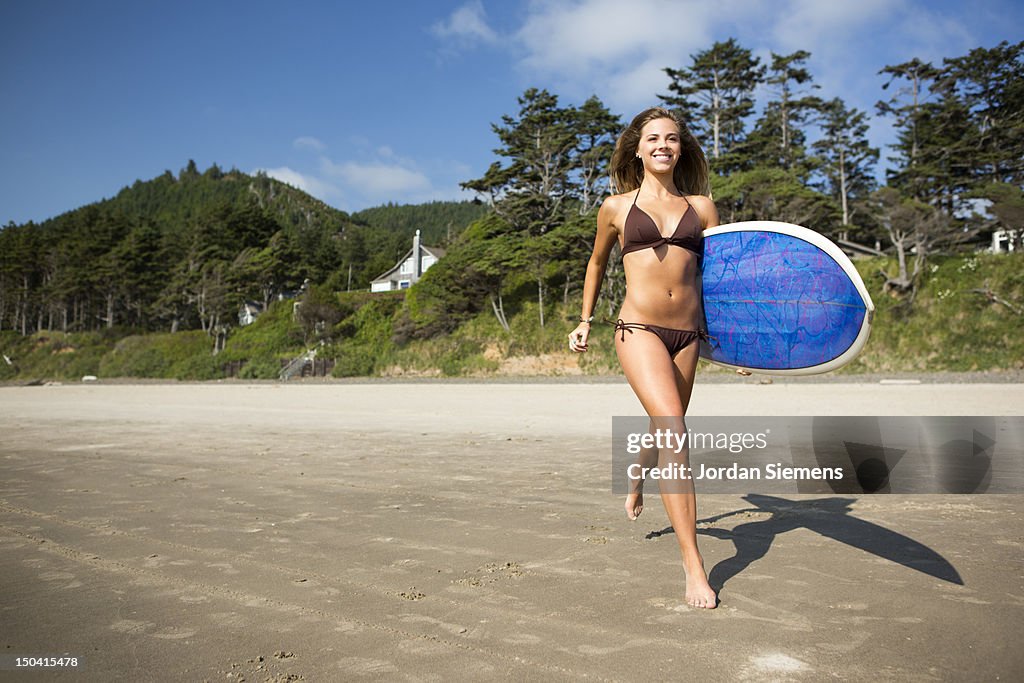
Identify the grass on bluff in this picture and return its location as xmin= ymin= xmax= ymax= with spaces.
xmin=847 ymin=253 xmax=1024 ymax=373
xmin=217 ymin=300 xmax=306 ymax=379
xmin=0 ymin=329 xmax=117 ymax=381
xmin=99 ymin=330 xmax=212 ymax=379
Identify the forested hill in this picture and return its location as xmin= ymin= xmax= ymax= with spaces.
xmin=106 ymin=160 xmax=350 ymax=238
xmin=352 ymin=201 xmax=487 ymax=247
xmin=0 ymin=161 xmax=482 ymax=336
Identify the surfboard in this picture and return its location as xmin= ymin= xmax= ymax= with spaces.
xmin=699 ymin=221 xmax=874 ymax=375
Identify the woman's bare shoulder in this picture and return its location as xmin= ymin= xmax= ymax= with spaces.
xmin=601 ymin=192 xmax=633 ymax=211
xmin=686 ymin=194 xmax=720 ymax=229
xmin=598 ymin=192 xmax=633 ymax=226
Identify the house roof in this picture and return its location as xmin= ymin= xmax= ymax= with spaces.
xmin=370 ymin=242 xmax=445 ymax=284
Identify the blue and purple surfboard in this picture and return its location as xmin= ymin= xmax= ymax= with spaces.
xmin=700 ymin=222 xmax=874 ymax=375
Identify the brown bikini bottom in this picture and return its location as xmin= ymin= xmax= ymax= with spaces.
xmin=614 ymin=319 xmax=709 ymax=357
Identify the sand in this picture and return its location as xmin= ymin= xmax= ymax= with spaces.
xmin=1 ymin=380 xmax=1022 ymax=681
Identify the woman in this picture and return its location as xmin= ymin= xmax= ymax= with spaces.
xmin=568 ymin=107 xmax=718 ymax=609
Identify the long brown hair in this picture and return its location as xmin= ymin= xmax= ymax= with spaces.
xmin=609 ymin=107 xmax=709 ymax=196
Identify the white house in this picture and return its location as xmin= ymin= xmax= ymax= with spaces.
xmin=370 ymin=230 xmax=445 ymax=292
xmin=992 ymin=229 xmax=1019 ymax=253
xmin=237 ymin=280 xmax=310 ymax=326
xmin=238 ymin=300 xmax=263 ymax=326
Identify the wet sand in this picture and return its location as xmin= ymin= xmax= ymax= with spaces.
xmin=1 ymin=381 xmax=1022 ymax=680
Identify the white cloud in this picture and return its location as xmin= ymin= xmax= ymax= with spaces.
xmin=259 ymin=129 xmax=484 ymax=212
xmin=322 ymin=158 xmax=432 ymax=196
xmin=258 ymin=166 xmax=338 ymax=199
xmin=293 ymin=136 xmax=326 ymax=152
xmin=887 ymin=7 xmax=977 ymax=66
xmin=770 ymin=0 xmax=900 ymax=52
xmin=509 ymin=0 xmax=742 ymax=113
xmin=502 ymin=0 xmax=986 ymax=138
xmin=516 ymin=0 xmax=705 ymax=73
xmin=259 ymin=157 xmax=471 ymax=211
xmin=431 ymin=0 xmax=498 ymax=45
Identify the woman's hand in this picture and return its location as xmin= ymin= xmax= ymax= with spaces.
xmin=568 ymin=322 xmax=591 ymax=353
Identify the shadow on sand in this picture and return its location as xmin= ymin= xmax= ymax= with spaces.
xmin=646 ymin=493 xmax=963 ymax=592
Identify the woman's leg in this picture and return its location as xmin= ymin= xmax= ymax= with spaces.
xmin=666 ymin=343 xmax=717 ymax=608
xmin=616 ymin=332 xmax=717 ymax=608
xmin=616 ymin=330 xmax=679 ymax=521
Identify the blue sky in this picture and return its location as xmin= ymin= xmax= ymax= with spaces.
xmin=1 ymin=0 xmax=1020 ymax=225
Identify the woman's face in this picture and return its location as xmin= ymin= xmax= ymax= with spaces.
xmin=637 ymin=117 xmax=682 ymax=174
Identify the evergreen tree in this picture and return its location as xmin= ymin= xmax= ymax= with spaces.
xmin=935 ymin=40 xmax=1024 ymax=188
xmin=570 ymin=96 xmax=622 ymax=214
xmin=711 ymin=167 xmax=838 ymax=228
xmin=812 ymin=98 xmax=879 ymax=233
xmin=910 ymin=89 xmax=976 ymax=215
xmin=462 ymin=88 xmax=577 ymax=235
xmin=876 ymin=58 xmax=939 ymax=199
xmin=461 ymin=88 xmax=581 ymax=328
xmin=660 ymin=38 xmax=764 ymax=166
xmin=740 ymin=50 xmax=822 ymax=174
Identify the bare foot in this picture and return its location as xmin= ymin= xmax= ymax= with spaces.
xmin=625 ymin=491 xmax=643 ymax=520
xmin=684 ymin=560 xmax=718 ymax=609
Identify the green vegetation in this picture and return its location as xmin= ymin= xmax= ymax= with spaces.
xmin=328 ymin=292 xmax=403 ymax=377
xmin=0 ymin=251 xmax=1020 ymax=380
xmin=0 ymin=165 xmax=483 ymax=337
xmin=351 ymin=200 xmax=487 ymax=248
xmin=217 ymin=300 xmax=304 ymax=372
xmin=98 ymin=330 xmax=211 ymax=378
xmin=849 ymin=253 xmax=1024 ymax=372
xmin=0 ymin=329 xmax=115 ymax=381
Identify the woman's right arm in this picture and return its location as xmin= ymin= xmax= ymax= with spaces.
xmin=569 ymin=197 xmax=622 ymax=353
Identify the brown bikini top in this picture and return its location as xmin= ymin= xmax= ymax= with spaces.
xmin=620 ymin=189 xmax=702 ymax=257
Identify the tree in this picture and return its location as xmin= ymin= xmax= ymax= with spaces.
xmin=872 ymin=188 xmax=968 ymax=300
xmin=660 ymin=39 xmax=765 ymax=165
xmin=768 ymin=51 xmax=820 ymax=165
xmin=712 ymin=167 xmax=839 ymax=228
xmin=296 ymin=284 xmax=344 ymax=346
xmin=461 ymin=89 xmax=581 ymax=328
xmin=398 ymin=215 xmax=519 ymax=337
xmin=813 ymin=98 xmax=879 ymax=232
xmin=232 ymin=233 xmax=291 ymax=311
xmin=876 ymin=58 xmax=939 ymax=199
xmin=908 ymin=89 xmax=976 ymax=216
xmin=462 ymin=88 xmax=577 ymax=235
xmin=107 ymin=222 xmax=167 ymax=328
xmin=741 ymin=51 xmax=822 ymax=173
xmin=570 ymin=96 xmax=622 ymax=214
xmin=935 ymin=40 xmax=1024 ymax=188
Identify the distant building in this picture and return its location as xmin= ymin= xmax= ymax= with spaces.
xmin=992 ymin=229 xmax=1019 ymax=253
xmin=370 ymin=230 xmax=445 ymax=292
xmin=237 ymin=280 xmax=310 ymax=326
xmin=239 ymin=301 xmax=263 ymax=326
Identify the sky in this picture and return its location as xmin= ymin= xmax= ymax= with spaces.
xmin=1 ymin=0 xmax=1021 ymax=225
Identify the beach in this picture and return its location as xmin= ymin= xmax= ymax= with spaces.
xmin=2 ymin=380 xmax=1022 ymax=680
